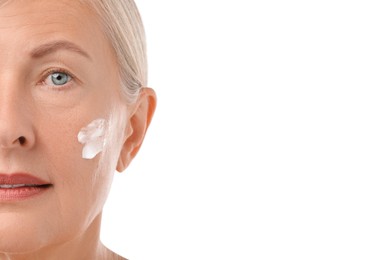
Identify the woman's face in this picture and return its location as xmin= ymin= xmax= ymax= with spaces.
xmin=0 ymin=0 xmax=128 ymax=253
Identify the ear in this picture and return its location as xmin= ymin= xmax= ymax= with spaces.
xmin=116 ymin=87 xmax=157 ymax=172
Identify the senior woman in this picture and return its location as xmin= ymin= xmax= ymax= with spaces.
xmin=0 ymin=0 xmax=156 ymax=259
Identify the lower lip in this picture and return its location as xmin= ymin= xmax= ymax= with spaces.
xmin=0 ymin=185 xmax=51 ymax=201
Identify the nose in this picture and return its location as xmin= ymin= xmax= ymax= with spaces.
xmin=0 ymin=87 xmax=35 ymax=151
xmin=0 ymin=131 xmax=32 ymax=149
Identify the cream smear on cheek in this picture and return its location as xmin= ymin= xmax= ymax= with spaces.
xmin=77 ymin=119 xmax=107 ymax=159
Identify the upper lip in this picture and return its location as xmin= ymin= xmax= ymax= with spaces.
xmin=0 ymin=173 xmax=50 ymax=185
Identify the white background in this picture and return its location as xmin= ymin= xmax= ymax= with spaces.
xmin=101 ymin=1 xmax=390 ymax=259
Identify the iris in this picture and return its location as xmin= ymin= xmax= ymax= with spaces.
xmin=51 ymin=72 xmax=69 ymax=85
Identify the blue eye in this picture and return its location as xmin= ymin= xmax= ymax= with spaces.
xmin=44 ymin=71 xmax=72 ymax=86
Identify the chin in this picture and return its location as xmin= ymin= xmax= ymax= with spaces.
xmin=0 ymin=234 xmax=43 ymax=254
xmin=0 ymin=213 xmax=54 ymax=254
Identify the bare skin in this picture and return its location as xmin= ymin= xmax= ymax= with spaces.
xmin=0 ymin=0 xmax=156 ymax=259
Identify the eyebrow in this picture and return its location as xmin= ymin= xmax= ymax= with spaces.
xmin=30 ymin=40 xmax=92 ymax=61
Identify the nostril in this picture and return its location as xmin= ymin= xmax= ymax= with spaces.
xmin=18 ymin=136 xmax=26 ymax=145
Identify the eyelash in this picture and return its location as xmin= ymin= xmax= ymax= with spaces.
xmin=40 ymin=68 xmax=76 ymax=91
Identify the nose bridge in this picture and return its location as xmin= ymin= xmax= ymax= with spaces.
xmin=0 ymin=72 xmax=35 ymax=149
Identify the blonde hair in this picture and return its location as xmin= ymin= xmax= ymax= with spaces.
xmin=87 ymin=0 xmax=147 ymax=103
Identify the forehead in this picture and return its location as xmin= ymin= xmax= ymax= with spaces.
xmin=0 ymin=0 xmax=109 ymax=59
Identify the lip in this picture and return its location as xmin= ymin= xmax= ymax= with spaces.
xmin=0 ymin=173 xmax=52 ymax=202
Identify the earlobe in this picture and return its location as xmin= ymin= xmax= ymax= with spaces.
xmin=116 ymin=148 xmax=132 ymax=172
xmin=116 ymin=87 xmax=156 ymax=173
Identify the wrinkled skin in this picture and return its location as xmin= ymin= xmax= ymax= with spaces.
xmin=0 ymin=0 xmax=156 ymax=259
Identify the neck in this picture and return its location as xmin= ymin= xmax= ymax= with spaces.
xmin=0 ymin=213 xmax=124 ymax=260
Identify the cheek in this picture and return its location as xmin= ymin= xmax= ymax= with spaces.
xmin=39 ymin=118 xmax=94 ymax=187
xmin=37 ymin=108 xmax=124 ymax=203
xmin=35 ymin=115 xmax=112 ymax=230
xmin=14 ymin=104 xmax=128 ymax=248
xmin=36 ymin=103 xmax=126 ymax=196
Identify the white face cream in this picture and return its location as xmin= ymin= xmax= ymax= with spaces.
xmin=77 ymin=119 xmax=106 ymax=160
